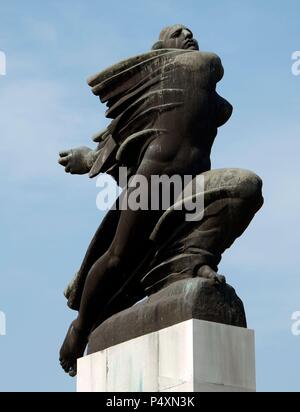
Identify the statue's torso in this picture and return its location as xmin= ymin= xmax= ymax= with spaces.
xmin=144 ymin=51 xmax=231 ymax=176
xmin=88 ymin=50 xmax=232 ymax=178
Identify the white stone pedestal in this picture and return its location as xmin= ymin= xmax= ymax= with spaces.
xmin=77 ymin=319 xmax=256 ymax=392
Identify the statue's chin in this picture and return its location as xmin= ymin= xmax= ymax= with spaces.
xmin=183 ymin=41 xmax=199 ymax=51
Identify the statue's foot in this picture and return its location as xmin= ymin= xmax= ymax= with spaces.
xmin=197 ymin=265 xmax=226 ymax=284
xmin=59 ymin=320 xmax=88 ymax=377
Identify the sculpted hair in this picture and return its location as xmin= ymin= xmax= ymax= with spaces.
xmin=151 ymin=24 xmax=185 ymax=50
xmin=151 ymin=40 xmax=164 ymax=50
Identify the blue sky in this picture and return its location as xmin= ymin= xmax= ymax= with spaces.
xmin=0 ymin=0 xmax=299 ymax=392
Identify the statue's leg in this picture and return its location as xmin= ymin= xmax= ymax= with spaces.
xmin=198 ymin=168 xmax=264 ymax=253
xmin=142 ymin=168 xmax=264 ymax=294
xmin=59 ymin=159 xmax=178 ymax=374
xmin=64 ymin=207 xmax=121 ymax=310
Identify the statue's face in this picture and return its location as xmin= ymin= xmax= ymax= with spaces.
xmin=162 ymin=25 xmax=199 ymax=50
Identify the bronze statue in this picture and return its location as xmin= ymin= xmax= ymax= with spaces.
xmin=58 ymin=24 xmax=263 ymax=376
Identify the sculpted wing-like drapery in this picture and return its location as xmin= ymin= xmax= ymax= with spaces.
xmin=64 ymin=48 xmax=233 ymax=311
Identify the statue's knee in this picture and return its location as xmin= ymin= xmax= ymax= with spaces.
xmin=238 ymin=170 xmax=263 ymax=204
xmin=203 ymin=168 xmax=263 ymax=204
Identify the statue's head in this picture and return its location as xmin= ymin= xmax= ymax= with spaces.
xmin=152 ymin=24 xmax=199 ymax=51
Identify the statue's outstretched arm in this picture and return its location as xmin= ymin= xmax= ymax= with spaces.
xmin=58 ymin=129 xmax=108 ymax=175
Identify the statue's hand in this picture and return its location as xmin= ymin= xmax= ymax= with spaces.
xmin=58 ymin=146 xmax=95 ymax=175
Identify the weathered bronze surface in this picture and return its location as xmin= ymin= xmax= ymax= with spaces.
xmin=58 ymin=25 xmax=263 ymax=376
